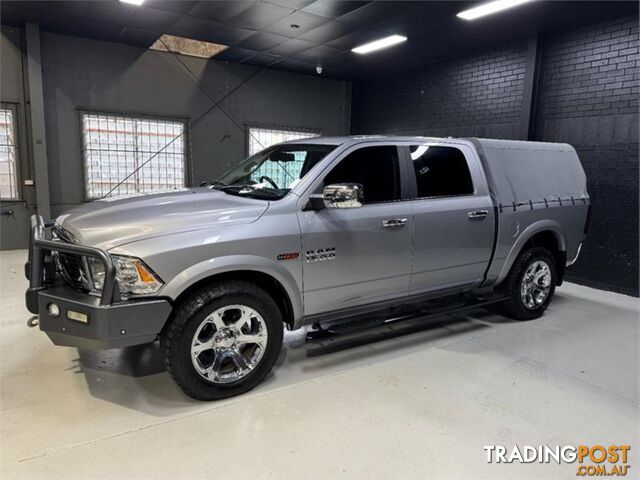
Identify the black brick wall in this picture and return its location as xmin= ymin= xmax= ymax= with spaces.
xmin=352 ymin=43 xmax=527 ymax=139
xmin=535 ymin=16 xmax=639 ymax=295
xmin=351 ymin=15 xmax=639 ymax=296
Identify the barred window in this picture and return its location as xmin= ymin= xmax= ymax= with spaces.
xmin=81 ymin=112 xmax=186 ymax=199
xmin=0 ymin=107 xmax=19 ymax=199
xmin=247 ymin=126 xmax=320 ymax=188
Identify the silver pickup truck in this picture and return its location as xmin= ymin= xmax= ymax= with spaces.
xmin=26 ymin=136 xmax=590 ymax=400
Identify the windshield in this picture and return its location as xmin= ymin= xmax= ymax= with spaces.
xmin=212 ymin=143 xmax=338 ymax=200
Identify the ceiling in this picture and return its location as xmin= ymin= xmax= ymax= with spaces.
xmin=1 ymin=1 xmax=637 ymax=79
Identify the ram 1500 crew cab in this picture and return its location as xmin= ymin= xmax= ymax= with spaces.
xmin=26 ymin=136 xmax=590 ymax=400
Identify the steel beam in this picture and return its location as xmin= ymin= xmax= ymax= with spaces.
xmin=25 ymin=23 xmax=50 ymax=218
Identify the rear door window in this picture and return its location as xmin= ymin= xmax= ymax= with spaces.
xmin=409 ymin=145 xmax=474 ymax=198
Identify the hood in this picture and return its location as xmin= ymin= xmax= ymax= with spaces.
xmin=56 ymin=188 xmax=269 ymax=250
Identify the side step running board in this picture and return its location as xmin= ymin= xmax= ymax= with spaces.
xmin=305 ymin=293 xmax=508 ymax=345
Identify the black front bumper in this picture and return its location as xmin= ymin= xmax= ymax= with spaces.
xmin=36 ymin=285 xmax=171 ymax=349
xmin=26 ymin=215 xmax=172 ymax=349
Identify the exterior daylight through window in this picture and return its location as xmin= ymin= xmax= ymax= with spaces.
xmin=81 ymin=112 xmax=186 ymax=199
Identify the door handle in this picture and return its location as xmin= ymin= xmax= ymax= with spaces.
xmin=382 ymin=218 xmax=408 ymax=228
xmin=467 ymin=210 xmax=488 ymax=219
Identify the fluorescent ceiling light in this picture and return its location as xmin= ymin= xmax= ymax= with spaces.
xmin=457 ymin=0 xmax=532 ymax=21
xmin=119 ymin=0 xmax=145 ymax=5
xmin=351 ymin=35 xmax=407 ymax=54
xmin=149 ymin=34 xmax=228 ymax=59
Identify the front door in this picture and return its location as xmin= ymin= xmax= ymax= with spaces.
xmin=298 ymin=145 xmax=413 ymax=317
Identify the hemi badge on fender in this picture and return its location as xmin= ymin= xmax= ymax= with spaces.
xmin=277 ymin=252 xmax=300 ymax=261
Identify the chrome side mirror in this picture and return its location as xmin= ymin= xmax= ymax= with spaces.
xmin=323 ymin=183 xmax=363 ymax=209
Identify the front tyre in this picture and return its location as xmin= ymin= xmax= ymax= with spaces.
xmin=161 ymin=281 xmax=284 ymax=400
xmin=498 ymin=247 xmax=557 ymax=321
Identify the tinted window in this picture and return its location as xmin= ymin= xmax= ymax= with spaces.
xmin=410 ymin=145 xmax=473 ymax=198
xmin=324 ymin=146 xmax=400 ymax=204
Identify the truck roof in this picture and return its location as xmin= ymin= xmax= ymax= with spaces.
xmin=281 ymin=135 xmax=441 ymax=146
xmin=282 ymin=135 xmax=575 ymax=151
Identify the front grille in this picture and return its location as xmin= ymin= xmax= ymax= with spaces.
xmin=56 ymin=252 xmax=90 ymax=291
xmin=51 ymin=227 xmax=92 ymax=292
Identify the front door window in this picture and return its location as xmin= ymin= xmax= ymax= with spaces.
xmin=323 ymin=146 xmax=401 ymax=203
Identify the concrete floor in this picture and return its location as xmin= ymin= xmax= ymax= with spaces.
xmin=1 ymin=249 xmax=638 ymax=479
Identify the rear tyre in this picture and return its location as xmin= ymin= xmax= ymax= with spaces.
xmin=161 ymin=281 xmax=284 ymax=400
xmin=497 ymin=247 xmax=557 ymax=321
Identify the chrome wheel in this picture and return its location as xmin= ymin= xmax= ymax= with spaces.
xmin=191 ymin=305 xmax=268 ymax=384
xmin=520 ymin=260 xmax=552 ymax=309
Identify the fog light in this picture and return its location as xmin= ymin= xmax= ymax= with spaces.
xmin=47 ymin=303 xmax=60 ymax=317
xmin=67 ymin=310 xmax=88 ymax=324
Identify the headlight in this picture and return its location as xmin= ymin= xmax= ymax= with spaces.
xmin=87 ymin=255 xmax=163 ymax=297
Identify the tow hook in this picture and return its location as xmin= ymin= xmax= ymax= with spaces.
xmin=27 ymin=316 xmax=39 ymax=328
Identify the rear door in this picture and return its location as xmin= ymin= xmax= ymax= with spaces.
xmin=403 ymin=142 xmax=495 ymax=295
xmin=298 ymin=144 xmax=413 ymax=317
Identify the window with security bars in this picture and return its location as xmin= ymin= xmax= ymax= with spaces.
xmin=81 ymin=112 xmax=186 ymax=199
xmin=247 ymin=126 xmax=320 ymax=187
xmin=0 ymin=108 xmax=19 ymax=199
